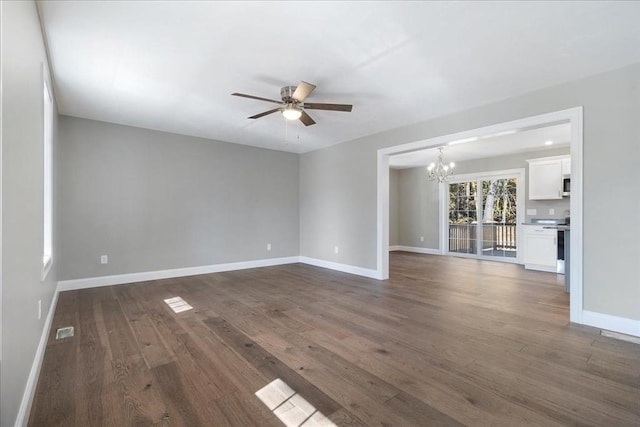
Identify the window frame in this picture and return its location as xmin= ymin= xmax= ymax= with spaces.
xmin=42 ymin=78 xmax=53 ymax=280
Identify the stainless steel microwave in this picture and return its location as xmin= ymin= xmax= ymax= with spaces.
xmin=563 ymin=178 xmax=570 ymax=196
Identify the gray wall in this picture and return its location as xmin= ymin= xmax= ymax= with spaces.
xmin=300 ymin=142 xmax=377 ymax=267
xmin=389 ymin=169 xmax=399 ymax=246
xmin=58 ymin=116 xmax=300 ymax=280
xmin=396 ymin=168 xmax=441 ymax=249
xmin=300 ymin=63 xmax=640 ymax=321
xmin=1 ymin=1 xmax=59 ymax=425
xmin=392 ymin=147 xmax=571 ymax=250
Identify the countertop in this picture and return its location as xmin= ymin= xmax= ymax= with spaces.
xmin=521 ymin=223 xmax=570 ymax=230
xmin=522 ymin=219 xmax=570 ymax=229
xmin=543 ymin=225 xmax=570 ymax=230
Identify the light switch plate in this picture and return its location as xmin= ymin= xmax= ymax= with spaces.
xmin=526 ymin=209 xmax=537 ymax=216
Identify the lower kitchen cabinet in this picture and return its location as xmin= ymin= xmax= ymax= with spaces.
xmin=523 ymin=225 xmax=557 ymax=272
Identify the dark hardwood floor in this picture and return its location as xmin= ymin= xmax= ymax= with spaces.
xmin=29 ymin=252 xmax=640 ymax=426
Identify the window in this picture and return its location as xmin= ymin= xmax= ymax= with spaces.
xmin=42 ymin=80 xmax=53 ymax=279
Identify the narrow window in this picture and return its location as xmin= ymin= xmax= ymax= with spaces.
xmin=42 ymin=80 xmax=53 ymax=279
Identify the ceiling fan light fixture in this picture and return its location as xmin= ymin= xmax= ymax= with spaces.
xmin=232 ymin=81 xmax=352 ymax=127
xmin=282 ymin=105 xmax=302 ymax=120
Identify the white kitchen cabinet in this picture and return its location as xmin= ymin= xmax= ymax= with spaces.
xmin=561 ymin=157 xmax=571 ymax=176
xmin=527 ymin=156 xmax=569 ymax=200
xmin=523 ymin=225 xmax=557 ymax=272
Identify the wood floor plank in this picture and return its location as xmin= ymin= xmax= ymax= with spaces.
xmin=111 ymin=354 xmax=168 ymax=425
xmin=384 ymin=391 xmax=464 ymax=426
xmin=329 ymin=333 xmax=562 ymax=426
xmin=214 ymin=392 xmax=281 ymax=427
xmin=127 ymin=283 xmax=245 ymax=400
xmin=29 ymin=253 xmax=640 ymax=426
xmin=73 ymin=289 xmax=108 ymax=426
xmin=201 ymin=315 xmax=343 ymax=417
xmin=101 ymin=288 xmax=143 ymax=360
xmin=150 ymin=362 xmax=207 ymax=427
xmin=112 ymin=285 xmax=175 ymax=369
xmin=103 ymin=287 xmax=172 ymax=424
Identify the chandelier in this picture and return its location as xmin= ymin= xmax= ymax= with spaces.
xmin=427 ymin=147 xmax=455 ymax=183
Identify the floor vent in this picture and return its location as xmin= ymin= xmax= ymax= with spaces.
xmin=600 ymin=330 xmax=640 ymax=345
xmin=164 ymin=296 xmax=193 ymax=313
xmin=55 ymin=326 xmax=75 ymax=339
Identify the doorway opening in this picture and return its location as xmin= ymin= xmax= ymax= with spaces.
xmin=377 ymin=107 xmax=583 ymax=324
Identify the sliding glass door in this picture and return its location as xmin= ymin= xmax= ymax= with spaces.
xmin=447 ymin=172 xmax=521 ymax=261
xmin=480 ymin=178 xmax=517 ymax=258
xmin=449 ymin=181 xmax=478 ymax=255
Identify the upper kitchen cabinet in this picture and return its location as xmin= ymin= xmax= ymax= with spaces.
xmin=561 ymin=157 xmax=571 ymax=176
xmin=527 ymin=155 xmax=570 ymax=200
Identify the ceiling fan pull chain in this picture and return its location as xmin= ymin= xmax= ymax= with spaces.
xmin=284 ymin=116 xmax=289 ymax=145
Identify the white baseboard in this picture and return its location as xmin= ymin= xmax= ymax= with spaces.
xmin=298 ymin=256 xmax=381 ymax=280
xmin=525 ymin=263 xmax=556 ymax=273
xmin=581 ymin=310 xmax=640 ymax=337
xmin=15 ymin=290 xmax=59 ymax=427
xmin=57 ymin=256 xmax=300 ymax=291
xmin=58 ymin=255 xmax=384 ymax=294
xmin=390 ymin=246 xmax=441 ymax=255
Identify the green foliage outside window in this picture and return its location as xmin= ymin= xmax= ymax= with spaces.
xmin=449 ymin=178 xmax=517 ymax=224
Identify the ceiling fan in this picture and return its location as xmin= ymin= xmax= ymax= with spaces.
xmin=232 ymin=81 xmax=352 ymax=126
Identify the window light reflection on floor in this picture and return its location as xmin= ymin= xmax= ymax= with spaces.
xmin=163 ymin=296 xmax=193 ymax=313
xmin=255 ymin=378 xmax=337 ymax=427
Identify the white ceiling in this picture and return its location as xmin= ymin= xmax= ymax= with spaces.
xmin=38 ymin=1 xmax=640 ymax=153
xmin=389 ymin=122 xmax=570 ymax=169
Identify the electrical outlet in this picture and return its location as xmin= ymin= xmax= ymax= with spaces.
xmin=267 ymin=243 xmax=272 ymax=251
xmin=420 ymin=236 xmax=424 ymax=242
xmin=334 ymin=246 xmax=339 ymax=254
xmin=100 ymin=255 xmax=108 ymax=264
xmin=549 ymin=208 xmax=555 ymax=215
xmin=38 ymin=300 xmax=42 ymax=320
xmin=527 ymin=208 xmax=537 ymax=216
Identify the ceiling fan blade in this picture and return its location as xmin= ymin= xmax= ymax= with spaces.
xmin=249 ymin=108 xmax=281 ymax=119
xmin=232 ymin=93 xmax=283 ymax=104
xmin=292 ymin=81 xmax=316 ymax=102
xmin=302 ymin=102 xmax=353 ymax=112
xmin=299 ymin=110 xmax=316 ymax=126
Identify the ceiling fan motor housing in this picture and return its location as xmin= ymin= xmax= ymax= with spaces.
xmin=280 ymin=86 xmax=298 ymax=103
xmin=232 ymin=81 xmax=352 ymax=126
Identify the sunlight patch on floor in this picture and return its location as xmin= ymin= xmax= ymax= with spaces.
xmin=255 ymin=378 xmax=337 ymax=427
xmin=163 ymin=296 xmax=193 ymax=313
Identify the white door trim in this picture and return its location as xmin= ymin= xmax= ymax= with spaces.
xmin=377 ymin=106 xmax=583 ymax=324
